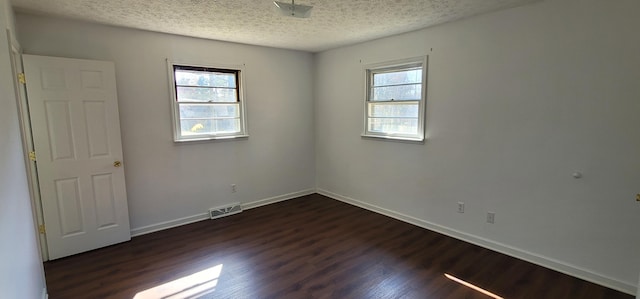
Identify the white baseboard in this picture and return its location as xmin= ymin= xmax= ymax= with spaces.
xmin=130 ymin=188 xmax=316 ymax=237
xmin=130 ymin=212 xmax=209 ymax=237
xmin=243 ymin=189 xmax=316 ymax=210
xmin=316 ymin=188 xmax=637 ymax=296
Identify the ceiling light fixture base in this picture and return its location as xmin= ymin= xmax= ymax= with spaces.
xmin=274 ymin=0 xmax=313 ymax=18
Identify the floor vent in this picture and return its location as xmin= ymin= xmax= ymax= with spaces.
xmin=209 ymin=203 xmax=243 ymax=219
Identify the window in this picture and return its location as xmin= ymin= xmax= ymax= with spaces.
xmin=168 ymin=62 xmax=248 ymax=142
xmin=363 ymin=57 xmax=427 ymax=142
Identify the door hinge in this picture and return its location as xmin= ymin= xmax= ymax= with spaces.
xmin=28 ymin=151 xmax=36 ymax=162
xmin=17 ymin=72 xmax=26 ymax=84
xmin=38 ymin=224 xmax=46 ymax=234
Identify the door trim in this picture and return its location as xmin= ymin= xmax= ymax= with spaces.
xmin=8 ymin=30 xmax=49 ymax=261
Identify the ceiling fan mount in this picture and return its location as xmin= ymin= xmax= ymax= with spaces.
xmin=274 ymin=0 xmax=313 ymax=18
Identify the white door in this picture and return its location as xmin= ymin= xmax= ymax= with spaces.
xmin=23 ymin=54 xmax=131 ymax=260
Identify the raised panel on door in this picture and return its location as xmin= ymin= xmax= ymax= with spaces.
xmin=24 ymin=54 xmax=131 ymax=260
xmin=91 ymin=173 xmax=117 ymax=229
xmin=54 ymin=177 xmax=84 ymax=236
xmin=40 ymin=67 xmax=67 ymax=90
xmin=44 ymin=100 xmax=76 ymax=161
xmin=84 ymin=101 xmax=110 ymax=158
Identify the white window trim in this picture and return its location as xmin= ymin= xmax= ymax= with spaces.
xmin=362 ymin=56 xmax=428 ymax=143
xmin=167 ymin=59 xmax=249 ymax=142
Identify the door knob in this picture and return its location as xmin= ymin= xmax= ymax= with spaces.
xmin=114 ymin=161 xmax=122 ymax=167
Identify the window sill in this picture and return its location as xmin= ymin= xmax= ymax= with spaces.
xmin=174 ymin=134 xmax=249 ymax=143
xmin=361 ymin=134 xmax=425 ymax=144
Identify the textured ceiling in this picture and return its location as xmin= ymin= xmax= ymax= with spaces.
xmin=11 ymin=0 xmax=539 ymax=52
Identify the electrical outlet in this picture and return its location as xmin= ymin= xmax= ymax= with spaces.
xmin=487 ymin=212 xmax=495 ymax=224
xmin=457 ymin=202 xmax=464 ymax=213
xmin=231 ymin=184 xmax=237 ymax=193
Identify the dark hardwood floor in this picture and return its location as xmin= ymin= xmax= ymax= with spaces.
xmin=44 ymin=194 xmax=632 ymax=299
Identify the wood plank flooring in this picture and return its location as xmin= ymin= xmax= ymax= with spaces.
xmin=44 ymin=194 xmax=633 ymax=299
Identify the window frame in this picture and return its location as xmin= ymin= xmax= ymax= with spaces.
xmin=362 ymin=56 xmax=428 ymax=142
xmin=167 ymin=60 xmax=249 ymax=142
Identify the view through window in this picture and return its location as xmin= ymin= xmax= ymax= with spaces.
xmin=169 ymin=63 xmax=248 ymax=141
xmin=364 ymin=57 xmax=427 ymax=141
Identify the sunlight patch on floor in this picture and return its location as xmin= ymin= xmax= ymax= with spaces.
xmin=134 ymin=264 xmax=223 ymax=299
xmin=445 ymin=273 xmax=504 ymax=299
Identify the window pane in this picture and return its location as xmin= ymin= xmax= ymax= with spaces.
xmin=176 ymin=86 xmax=237 ymax=102
xmin=368 ymin=118 xmax=418 ymax=134
xmin=180 ymin=118 xmax=241 ymax=136
xmin=179 ymin=104 xmax=239 ymax=119
xmin=373 ymin=69 xmax=421 ymax=87
xmin=371 ymin=84 xmax=422 ymax=101
xmin=174 ymin=69 xmax=236 ymax=88
xmin=368 ymin=102 xmax=418 ymax=118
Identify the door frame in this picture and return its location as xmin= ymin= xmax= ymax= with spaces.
xmin=7 ymin=30 xmax=49 ymax=261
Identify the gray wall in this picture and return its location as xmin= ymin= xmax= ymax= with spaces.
xmin=315 ymin=0 xmax=639 ymax=294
